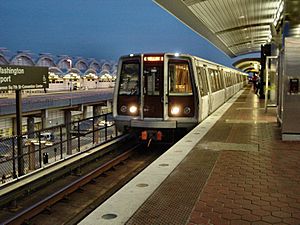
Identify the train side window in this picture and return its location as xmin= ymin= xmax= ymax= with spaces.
xmin=230 ymin=72 xmax=234 ymax=85
xmin=224 ymin=72 xmax=228 ymax=86
xmin=209 ymin=69 xmax=224 ymax=91
xmin=119 ymin=62 xmax=140 ymax=95
xmin=234 ymin=73 xmax=238 ymax=84
xmin=226 ymin=72 xmax=231 ymax=86
xmin=218 ymin=70 xmax=225 ymax=88
xmin=169 ymin=62 xmax=192 ymax=94
xmin=197 ymin=67 xmax=209 ymax=96
xmin=215 ymin=71 xmax=221 ymax=90
xmin=208 ymin=69 xmax=217 ymax=92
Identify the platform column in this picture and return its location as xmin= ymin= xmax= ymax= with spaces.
xmin=93 ymin=105 xmax=102 ymax=117
xmin=107 ymin=100 xmax=112 ymax=113
xmin=82 ymin=105 xmax=88 ymax=119
xmin=41 ymin=109 xmax=48 ymax=129
xmin=279 ymin=5 xmax=300 ymax=140
xmin=259 ymin=44 xmax=271 ymax=98
xmin=27 ymin=116 xmax=35 ymax=136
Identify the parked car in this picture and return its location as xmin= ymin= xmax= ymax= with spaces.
xmin=39 ymin=132 xmax=55 ymax=141
xmin=71 ymin=120 xmax=94 ymax=136
xmin=98 ymin=120 xmax=114 ymax=127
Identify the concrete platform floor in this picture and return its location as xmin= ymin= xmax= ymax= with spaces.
xmin=127 ymin=88 xmax=300 ymax=225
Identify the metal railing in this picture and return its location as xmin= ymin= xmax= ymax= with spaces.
xmin=0 ymin=113 xmax=119 ymax=184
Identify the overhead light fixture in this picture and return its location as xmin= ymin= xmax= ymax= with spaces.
xmin=239 ymin=15 xmax=245 ymax=19
xmin=273 ymin=0 xmax=284 ymax=27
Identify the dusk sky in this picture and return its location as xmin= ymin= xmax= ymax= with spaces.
xmin=0 ymin=0 xmax=258 ymax=67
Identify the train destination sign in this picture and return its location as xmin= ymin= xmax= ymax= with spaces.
xmin=0 ymin=65 xmax=49 ymax=90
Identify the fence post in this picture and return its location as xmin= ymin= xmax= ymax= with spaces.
xmin=105 ymin=114 xmax=108 ymax=141
xmin=38 ymin=131 xmax=42 ymax=168
xmin=60 ymin=126 xmax=63 ymax=159
xmin=92 ymin=117 xmax=95 ymax=144
xmin=64 ymin=110 xmax=72 ymax=155
xmin=76 ymin=121 xmax=80 ymax=152
xmin=28 ymin=142 xmax=35 ymax=171
xmin=12 ymin=137 xmax=17 ymax=178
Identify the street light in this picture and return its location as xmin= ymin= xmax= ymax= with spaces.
xmin=66 ymin=59 xmax=72 ymax=91
xmin=66 ymin=59 xmax=73 ymax=106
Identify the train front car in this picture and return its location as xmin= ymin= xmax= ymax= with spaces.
xmin=113 ymin=53 xmax=198 ymax=143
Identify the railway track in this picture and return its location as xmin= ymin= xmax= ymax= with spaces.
xmin=0 ymin=140 xmax=169 ymax=225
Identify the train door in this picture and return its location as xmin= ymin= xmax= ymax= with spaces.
xmin=197 ymin=65 xmax=210 ymax=120
xmin=142 ymin=56 xmax=164 ymax=118
xmin=204 ymin=66 xmax=213 ymax=113
xmin=168 ymin=59 xmax=195 ymax=118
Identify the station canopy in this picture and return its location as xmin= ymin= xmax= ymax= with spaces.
xmin=154 ymin=0 xmax=283 ymax=57
xmin=233 ymin=58 xmax=261 ymax=73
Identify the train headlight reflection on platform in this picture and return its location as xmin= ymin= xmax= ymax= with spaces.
xmin=129 ymin=105 xmax=138 ymax=114
xmin=171 ymin=106 xmax=180 ymax=115
xmin=120 ymin=105 xmax=127 ymax=113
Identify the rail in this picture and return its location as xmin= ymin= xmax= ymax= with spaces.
xmin=2 ymin=143 xmax=139 ymax=225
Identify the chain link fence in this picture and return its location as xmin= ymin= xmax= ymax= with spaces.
xmin=0 ymin=113 xmax=118 ymax=184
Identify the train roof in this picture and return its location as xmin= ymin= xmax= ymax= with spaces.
xmin=119 ymin=53 xmax=248 ymax=75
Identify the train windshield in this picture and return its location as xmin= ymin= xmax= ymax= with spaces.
xmin=119 ymin=61 xmax=140 ymax=95
xmin=169 ymin=62 xmax=192 ymax=94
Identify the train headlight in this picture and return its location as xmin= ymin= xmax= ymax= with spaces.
xmin=120 ymin=105 xmax=127 ymax=113
xmin=184 ymin=107 xmax=191 ymax=115
xmin=129 ymin=105 xmax=138 ymax=114
xmin=171 ymin=106 xmax=180 ymax=115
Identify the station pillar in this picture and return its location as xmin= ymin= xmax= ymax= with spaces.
xmin=27 ymin=116 xmax=35 ymax=136
xmin=107 ymin=100 xmax=112 ymax=113
xmin=278 ymin=2 xmax=300 ymax=140
xmin=82 ymin=105 xmax=88 ymax=119
xmin=27 ymin=116 xmax=36 ymax=171
xmin=64 ymin=110 xmax=72 ymax=155
xmin=93 ymin=105 xmax=102 ymax=117
xmin=259 ymin=44 xmax=272 ymax=98
xmin=41 ymin=109 xmax=48 ymax=129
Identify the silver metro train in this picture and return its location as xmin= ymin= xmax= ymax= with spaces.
xmin=113 ymin=53 xmax=248 ymax=142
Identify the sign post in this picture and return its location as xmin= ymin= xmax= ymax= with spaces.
xmin=0 ymin=65 xmax=49 ymax=176
xmin=15 ymin=89 xmax=24 ymax=175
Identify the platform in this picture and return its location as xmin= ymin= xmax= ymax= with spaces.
xmin=80 ymin=87 xmax=300 ymax=225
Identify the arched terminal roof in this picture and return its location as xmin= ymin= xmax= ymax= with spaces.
xmin=0 ymin=48 xmax=117 ymax=78
xmin=154 ymin=0 xmax=284 ymax=57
